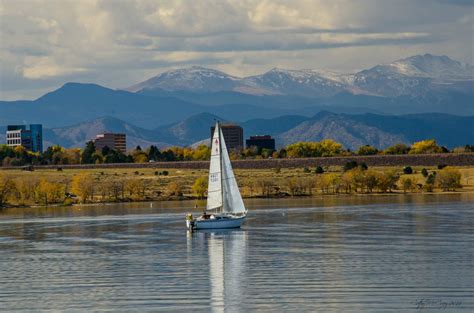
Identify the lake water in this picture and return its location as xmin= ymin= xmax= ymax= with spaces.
xmin=0 ymin=194 xmax=472 ymax=312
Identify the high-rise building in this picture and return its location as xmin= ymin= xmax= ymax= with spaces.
xmin=211 ymin=124 xmax=243 ymax=150
xmin=93 ymin=133 xmax=127 ymax=153
xmin=246 ymin=135 xmax=275 ymax=151
xmin=6 ymin=124 xmax=43 ymax=152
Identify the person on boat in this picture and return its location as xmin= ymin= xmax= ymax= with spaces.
xmin=199 ymin=205 xmax=211 ymax=219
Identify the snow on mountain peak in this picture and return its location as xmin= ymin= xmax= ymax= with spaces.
xmin=124 ymin=54 xmax=472 ymax=97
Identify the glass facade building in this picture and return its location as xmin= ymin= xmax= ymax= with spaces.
xmin=6 ymin=124 xmax=43 ymax=152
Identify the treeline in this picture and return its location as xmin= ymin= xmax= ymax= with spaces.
xmin=243 ymin=165 xmax=462 ymax=197
xmin=0 ymin=165 xmax=463 ymax=208
xmin=1 ymin=139 xmax=473 ymax=167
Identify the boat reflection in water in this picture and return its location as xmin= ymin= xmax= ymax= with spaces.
xmin=187 ymin=229 xmax=248 ymax=312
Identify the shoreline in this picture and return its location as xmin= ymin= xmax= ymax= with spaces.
xmin=2 ymin=189 xmax=473 ymax=211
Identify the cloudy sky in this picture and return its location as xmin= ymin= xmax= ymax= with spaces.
xmin=1 ymin=0 xmax=472 ymax=100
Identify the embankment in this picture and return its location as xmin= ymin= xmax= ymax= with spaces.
xmin=1 ymin=153 xmax=473 ymax=171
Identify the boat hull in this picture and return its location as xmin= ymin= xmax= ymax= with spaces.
xmin=188 ymin=215 xmax=246 ymax=230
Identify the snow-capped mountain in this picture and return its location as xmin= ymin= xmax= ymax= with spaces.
xmin=350 ymin=54 xmax=473 ymax=96
xmin=245 ymin=68 xmax=349 ymax=97
xmin=125 ymin=66 xmax=271 ymax=95
xmin=384 ymin=54 xmax=473 ymax=79
xmin=124 ymin=54 xmax=473 ymax=98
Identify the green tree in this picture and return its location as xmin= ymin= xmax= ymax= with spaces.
xmin=343 ymin=161 xmax=358 ymax=172
xmin=356 ymin=145 xmax=378 ymax=155
xmin=81 ymin=141 xmax=97 ymax=164
xmin=383 ymin=143 xmax=410 ymax=155
xmin=421 ymin=168 xmax=429 ymax=177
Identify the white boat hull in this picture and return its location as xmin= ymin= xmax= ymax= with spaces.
xmin=187 ymin=215 xmax=246 ymax=230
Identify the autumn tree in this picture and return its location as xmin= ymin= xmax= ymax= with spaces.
xmin=436 ymin=167 xmax=462 ymax=191
xmin=192 ymin=176 xmax=208 ymax=199
xmin=71 ymin=173 xmax=95 ymax=203
xmin=167 ymin=182 xmax=183 ymax=196
xmin=35 ymin=179 xmax=65 ymax=205
xmin=125 ymin=178 xmax=147 ymax=199
xmin=400 ymin=177 xmax=416 ymax=193
xmin=409 ymin=140 xmax=443 ymax=154
xmin=0 ymin=174 xmax=15 ymax=206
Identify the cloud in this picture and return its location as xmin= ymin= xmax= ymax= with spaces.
xmin=0 ymin=0 xmax=472 ymax=100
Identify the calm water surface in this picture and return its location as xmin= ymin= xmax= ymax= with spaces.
xmin=0 ymin=194 xmax=472 ymax=312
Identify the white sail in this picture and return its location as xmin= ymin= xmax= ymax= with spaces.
xmin=207 ymin=123 xmax=222 ymax=211
xmin=220 ymin=128 xmax=247 ymax=214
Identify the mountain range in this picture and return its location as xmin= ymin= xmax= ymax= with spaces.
xmin=1 ymin=111 xmax=471 ymax=151
xmin=0 ymin=53 xmax=472 ymax=150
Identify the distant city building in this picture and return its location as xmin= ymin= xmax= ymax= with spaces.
xmin=93 ymin=133 xmax=126 ymax=153
xmin=246 ymin=135 xmax=275 ymax=151
xmin=211 ymin=124 xmax=243 ymax=150
xmin=6 ymin=124 xmax=43 ymax=152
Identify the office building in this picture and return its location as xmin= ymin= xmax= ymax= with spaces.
xmin=93 ymin=133 xmax=127 ymax=153
xmin=246 ymin=135 xmax=276 ymax=151
xmin=210 ymin=124 xmax=243 ymax=150
xmin=6 ymin=124 xmax=43 ymax=152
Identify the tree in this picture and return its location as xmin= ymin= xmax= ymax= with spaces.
xmin=148 ymin=145 xmax=161 ymax=161
xmin=35 ymin=179 xmax=64 ymax=206
xmin=286 ymin=140 xmax=342 ymax=158
xmin=362 ymin=170 xmax=379 ymax=193
xmin=400 ymin=177 xmax=416 ymax=193
xmin=0 ymin=174 xmax=15 ymax=207
xmin=81 ymin=141 xmax=97 ymax=164
xmin=409 ymin=139 xmax=443 ymax=154
xmin=71 ymin=173 xmax=95 ymax=203
xmin=403 ymin=166 xmax=413 ymax=174
xmin=436 ymin=167 xmax=462 ymax=191
xmin=383 ymin=143 xmax=410 ymax=155
xmin=421 ymin=168 xmax=429 ymax=177
xmin=125 ymin=178 xmax=146 ymax=199
xmin=14 ymin=177 xmax=38 ymax=205
xmin=356 ymin=145 xmax=378 ymax=155
xmin=192 ymin=177 xmax=208 ymax=199
xmin=343 ymin=161 xmax=358 ymax=172
xmin=167 ymin=182 xmax=183 ymax=196
xmin=377 ymin=170 xmax=399 ymax=193
xmin=315 ymin=166 xmax=324 ymax=174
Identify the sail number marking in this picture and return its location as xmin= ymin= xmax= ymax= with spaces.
xmin=210 ymin=173 xmax=219 ymax=183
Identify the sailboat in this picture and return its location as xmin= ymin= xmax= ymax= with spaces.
xmin=186 ymin=122 xmax=247 ymax=230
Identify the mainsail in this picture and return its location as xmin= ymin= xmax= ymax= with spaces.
xmin=206 ymin=122 xmax=246 ymax=214
xmin=219 ymin=127 xmax=247 ymax=214
xmin=207 ymin=124 xmax=222 ymax=211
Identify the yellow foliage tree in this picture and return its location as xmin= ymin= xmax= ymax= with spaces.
xmin=409 ymin=139 xmax=443 ymax=154
xmin=436 ymin=167 xmax=462 ymax=191
xmin=35 ymin=179 xmax=65 ymax=205
xmin=71 ymin=174 xmax=95 ymax=203
xmin=125 ymin=178 xmax=147 ymax=199
xmin=0 ymin=174 xmax=15 ymax=206
xmin=192 ymin=176 xmax=208 ymax=199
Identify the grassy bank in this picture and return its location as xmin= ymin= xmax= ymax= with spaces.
xmin=1 ymin=164 xmax=473 ymax=209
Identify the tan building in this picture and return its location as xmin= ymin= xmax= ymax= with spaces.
xmin=94 ymin=133 xmax=126 ymax=153
xmin=211 ymin=124 xmax=243 ymax=150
